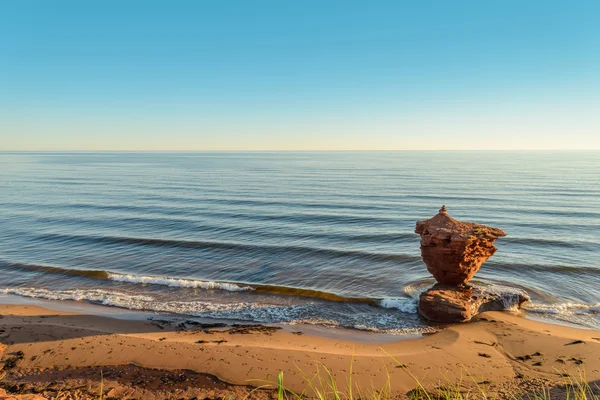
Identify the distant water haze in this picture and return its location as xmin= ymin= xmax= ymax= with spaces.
xmin=0 ymin=151 xmax=599 ymax=333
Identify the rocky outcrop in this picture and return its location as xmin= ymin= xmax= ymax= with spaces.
xmin=418 ymin=284 xmax=530 ymax=323
xmin=414 ymin=206 xmax=527 ymax=323
xmin=415 ymin=206 xmax=506 ymax=285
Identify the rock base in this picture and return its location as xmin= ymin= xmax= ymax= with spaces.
xmin=418 ymin=284 xmax=530 ymax=323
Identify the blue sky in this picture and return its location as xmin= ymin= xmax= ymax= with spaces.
xmin=1 ymin=1 xmax=599 ymax=150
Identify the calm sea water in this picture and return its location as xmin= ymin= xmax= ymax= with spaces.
xmin=1 ymin=151 xmax=599 ymax=333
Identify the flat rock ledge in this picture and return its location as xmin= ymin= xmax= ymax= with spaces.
xmin=418 ymin=284 xmax=530 ymax=323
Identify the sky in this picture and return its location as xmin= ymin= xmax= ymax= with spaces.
xmin=1 ymin=0 xmax=599 ymax=150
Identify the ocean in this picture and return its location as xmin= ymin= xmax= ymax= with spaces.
xmin=0 ymin=151 xmax=598 ymax=334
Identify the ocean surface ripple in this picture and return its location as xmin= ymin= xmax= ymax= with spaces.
xmin=0 ymin=151 xmax=599 ymax=332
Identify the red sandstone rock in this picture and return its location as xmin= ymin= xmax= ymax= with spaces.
xmin=418 ymin=284 xmax=529 ymax=323
xmin=415 ymin=206 xmax=506 ymax=285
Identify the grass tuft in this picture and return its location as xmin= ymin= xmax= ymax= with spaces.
xmin=255 ymin=359 xmax=599 ymax=400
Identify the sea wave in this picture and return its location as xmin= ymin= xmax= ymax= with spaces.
xmin=108 ymin=271 xmax=378 ymax=304
xmin=2 ymin=262 xmax=380 ymax=303
xmin=378 ymin=298 xmax=418 ymax=313
xmin=36 ymin=232 xmax=423 ymax=263
xmin=3 ymin=262 xmax=109 ymax=279
xmin=0 ymin=287 xmax=155 ymax=306
xmin=15 ymin=214 xmax=417 ymax=245
xmin=522 ymin=301 xmax=600 ymax=329
xmin=6 ymin=261 xmax=596 ymax=331
xmin=484 ymin=261 xmax=600 ymax=275
xmin=478 ymin=285 xmax=531 ymax=311
xmin=0 ymin=287 xmax=432 ymax=334
xmin=107 ymin=273 xmax=253 ymax=292
xmin=502 ymin=236 xmax=600 ymax=250
xmin=523 ymin=302 xmax=600 ymax=315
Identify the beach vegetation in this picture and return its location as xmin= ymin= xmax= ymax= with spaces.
xmin=253 ymin=360 xmax=600 ymax=400
xmin=99 ymin=370 xmax=104 ymax=400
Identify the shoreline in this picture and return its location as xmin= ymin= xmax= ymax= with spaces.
xmin=1 ymin=301 xmax=600 ymax=399
xmin=0 ymin=294 xmax=418 ymax=344
xmin=2 ymin=291 xmax=597 ymax=337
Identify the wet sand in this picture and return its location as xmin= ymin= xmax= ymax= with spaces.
xmin=1 ymin=303 xmax=600 ymax=399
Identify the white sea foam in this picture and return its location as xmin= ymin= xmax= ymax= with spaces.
xmin=524 ymin=302 xmax=600 ymax=315
xmin=0 ymin=287 xmax=155 ymax=307
xmin=402 ymin=282 xmax=431 ymax=299
xmin=521 ymin=301 xmax=600 ymax=329
xmin=1 ymin=287 xmax=258 ymax=314
xmin=378 ymin=298 xmax=418 ymax=313
xmin=286 ymin=318 xmax=341 ymax=328
xmin=353 ymin=324 xmax=440 ymax=335
xmin=107 ymin=273 xmax=253 ymax=292
xmin=1 ymin=287 xmax=436 ymax=335
xmin=478 ymin=285 xmax=530 ymax=311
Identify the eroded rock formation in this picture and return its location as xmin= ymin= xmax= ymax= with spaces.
xmin=418 ymin=284 xmax=530 ymax=323
xmin=414 ymin=206 xmax=527 ymax=323
xmin=415 ymin=206 xmax=506 ymax=285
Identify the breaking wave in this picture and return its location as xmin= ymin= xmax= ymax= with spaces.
xmin=0 ymin=287 xmax=436 ymax=334
xmin=522 ymin=301 xmax=600 ymax=329
xmin=524 ymin=302 xmax=600 ymax=315
xmin=107 ymin=273 xmax=253 ymax=292
xmin=3 ymin=262 xmax=379 ymax=304
xmin=378 ymin=298 xmax=418 ymax=313
xmin=3 ymin=262 xmax=597 ymax=331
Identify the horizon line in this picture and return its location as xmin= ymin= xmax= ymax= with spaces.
xmin=1 ymin=149 xmax=599 ymax=153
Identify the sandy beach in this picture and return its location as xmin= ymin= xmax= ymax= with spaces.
xmin=1 ymin=303 xmax=599 ymax=399
xmin=3 ymin=0 xmax=600 ymax=395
